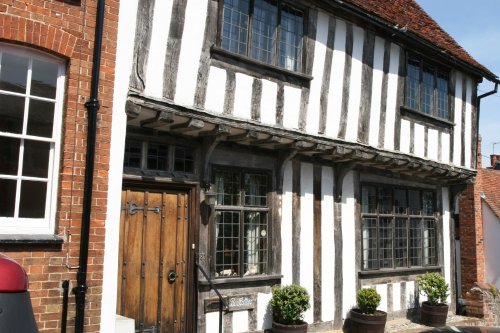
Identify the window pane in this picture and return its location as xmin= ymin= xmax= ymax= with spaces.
xmin=174 ymin=146 xmax=194 ymax=173
xmin=0 ymin=137 xmax=20 ymax=175
xmin=31 ymin=59 xmax=58 ymax=99
xmin=243 ymin=212 xmax=267 ymax=275
xmin=437 ymin=73 xmax=448 ymax=119
xmin=379 ymin=217 xmax=393 ymax=268
xmin=394 ymin=218 xmax=408 ymax=268
xmin=0 ymin=94 xmax=25 ymax=134
xmin=147 ymin=142 xmax=168 ymax=171
xmin=0 ymin=53 xmax=28 ymax=93
xmin=18 ymin=180 xmax=47 ymax=218
xmin=406 ymin=60 xmax=419 ymax=110
xmin=251 ymin=0 xmax=277 ymax=64
xmin=22 ymin=140 xmax=51 ymax=178
xmin=279 ymin=6 xmax=303 ymax=71
xmin=362 ymin=218 xmax=378 ymax=270
xmin=408 ymin=189 xmax=421 ymax=215
xmin=421 ymin=68 xmax=434 ymax=115
xmin=222 ymin=0 xmax=249 ymax=55
xmin=422 ymin=191 xmax=434 ymax=215
xmin=215 ymin=211 xmax=240 ymax=277
xmin=0 ymin=179 xmax=16 ymax=217
xmin=27 ymin=99 xmax=55 ymax=138
xmin=409 ymin=218 xmax=422 ymax=266
xmin=394 ymin=189 xmax=407 ymax=215
xmin=378 ymin=187 xmax=392 ymax=214
xmin=361 ymin=186 xmax=377 ymax=213
xmin=424 ymin=219 xmax=437 ymax=265
xmin=215 ymin=170 xmax=240 ymax=206
xmin=244 ymin=173 xmax=267 ymax=206
xmin=123 ymin=140 xmax=142 ymax=168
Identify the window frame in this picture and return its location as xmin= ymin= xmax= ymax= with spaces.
xmin=217 ymin=0 xmax=307 ymax=73
xmin=360 ymin=183 xmax=439 ymax=272
xmin=0 ymin=43 xmax=66 ymax=235
xmin=211 ymin=165 xmax=271 ymax=279
xmin=405 ymin=55 xmax=451 ymax=121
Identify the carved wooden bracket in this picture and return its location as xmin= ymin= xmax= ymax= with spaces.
xmin=276 ymin=149 xmax=298 ymax=193
xmin=333 ymin=161 xmax=357 ymax=202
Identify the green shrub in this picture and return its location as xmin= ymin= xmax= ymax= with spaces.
xmin=356 ymin=288 xmax=381 ymax=314
xmin=270 ymin=284 xmax=310 ymax=325
xmin=417 ymin=272 xmax=449 ymax=305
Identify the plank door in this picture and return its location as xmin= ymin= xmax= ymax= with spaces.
xmin=117 ymin=189 xmax=190 ymax=333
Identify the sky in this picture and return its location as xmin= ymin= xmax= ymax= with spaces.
xmin=415 ymin=0 xmax=500 ymax=168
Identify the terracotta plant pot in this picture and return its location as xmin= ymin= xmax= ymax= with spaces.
xmin=271 ymin=320 xmax=308 ymax=333
xmin=420 ymin=301 xmax=448 ymax=327
xmin=349 ymin=308 xmax=387 ymax=333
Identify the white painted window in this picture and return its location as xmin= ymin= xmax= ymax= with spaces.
xmin=0 ymin=43 xmax=65 ymax=234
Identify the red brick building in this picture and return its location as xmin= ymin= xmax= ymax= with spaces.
xmin=0 ymin=1 xmax=119 ymax=332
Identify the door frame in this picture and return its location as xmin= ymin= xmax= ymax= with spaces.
xmin=120 ymin=179 xmax=199 ymax=332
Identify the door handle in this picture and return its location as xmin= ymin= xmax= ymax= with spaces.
xmin=168 ymin=270 xmax=176 ymax=283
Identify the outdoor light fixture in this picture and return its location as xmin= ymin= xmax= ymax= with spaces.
xmin=201 ymin=183 xmax=216 ymax=225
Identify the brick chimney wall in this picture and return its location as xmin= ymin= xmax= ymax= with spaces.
xmin=491 ymin=155 xmax=500 ymax=169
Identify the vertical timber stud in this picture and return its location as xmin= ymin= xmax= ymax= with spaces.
xmin=313 ymin=165 xmax=322 ymax=322
xmin=292 ymin=160 xmax=301 ymax=285
xmin=73 ymin=0 xmax=105 ymax=332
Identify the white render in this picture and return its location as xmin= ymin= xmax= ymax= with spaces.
xmin=453 ymin=72 xmax=463 ymax=166
xmin=400 ymin=119 xmax=411 ymax=153
xmin=205 ymin=66 xmax=227 ymax=114
xmin=283 ymin=85 xmax=302 ymax=129
xmin=414 ymin=123 xmax=425 ymax=158
xmin=260 ymin=80 xmax=278 ymax=125
xmin=393 ymin=282 xmax=402 ymax=312
xmin=345 ymin=26 xmax=364 ymax=142
xmin=281 ymin=161 xmax=294 ymax=286
xmin=232 ymin=311 xmax=249 ymax=333
xmin=428 ymin=128 xmax=439 ymax=160
xmin=383 ymin=43 xmax=400 ymax=151
xmin=233 ymin=73 xmax=253 ymax=120
xmin=321 ymin=166 xmax=335 ymax=322
xmin=464 ymin=78 xmax=473 ymax=168
xmin=368 ymin=37 xmax=386 ymax=147
xmin=483 ymin=202 xmax=500 ymax=290
xmin=375 ymin=284 xmax=388 ymax=312
xmin=341 ymin=171 xmax=356 ymax=317
xmin=442 ymin=187 xmax=452 ymax=303
xmin=441 ymin=132 xmax=451 ymax=164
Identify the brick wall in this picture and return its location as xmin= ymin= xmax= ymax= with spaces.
xmin=0 ymin=1 xmax=119 ymax=332
xmin=464 ymin=282 xmax=500 ymax=326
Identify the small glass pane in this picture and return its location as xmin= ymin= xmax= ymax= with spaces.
xmin=174 ymin=146 xmax=194 ymax=173
xmin=244 ymin=173 xmax=267 ymax=206
xmin=222 ymin=0 xmax=249 ymax=55
xmin=147 ymin=142 xmax=168 ymax=171
xmin=394 ymin=218 xmax=408 ymax=268
xmin=0 ymin=94 xmax=25 ymax=134
xmin=408 ymin=189 xmax=421 ymax=215
xmin=215 ymin=170 xmax=240 ymax=206
xmin=406 ymin=60 xmax=420 ymax=110
xmin=19 ymin=180 xmax=47 ymax=218
xmin=378 ymin=187 xmax=392 ymax=214
xmin=123 ymin=140 xmax=142 ymax=168
xmin=31 ymin=59 xmax=58 ymax=99
xmin=279 ymin=5 xmax=303 ymax=71
xmin=27 ymin=99 xmax=55 ymax=138
xmin=0 ymin=53 xmax=28 ymax=93
xmin=362 ymin=218 xmax=378 ymax=270
xmin=0 ymin=179 xmax=17 ymax=217
xmin=423 ymin=219 xmax=437 ymax=265
xmin=243 ymin=211 xmax=267 ymax=275
xmin=437 ymin=73 xmax=449 ymax=119
xmin=0 ymin=137 xmax=21 ymax=175
xmin=422 ymin=191 xmax=434 ymax=216
xmin=22 ymin=140 xmax=51 ymax=178
xmin=215 ymin=211 xmax=240 ymax=277
xmin=379 ymin=217 xmax=393 ymax=269
xmin=394 ymin=189 xmax=407 ymax=214
xmin=422 ymin=68 xmax=434 ymax=115
xmin=409 ymin=218 xmax=422 ymax=266
xmin=251 ymin=0 xmax=277 ymax=64
xmin=362 ymin=186 xmax=377 ymax=213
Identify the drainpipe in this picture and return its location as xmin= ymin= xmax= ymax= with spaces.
xmin=476 ymin=81 xmax=498 ymax=169
xmin=72 ymin=0 xmax=106 ymax=332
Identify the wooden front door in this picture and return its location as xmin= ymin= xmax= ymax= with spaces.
xmin=117 ymin=188 xmax=191 ymax=333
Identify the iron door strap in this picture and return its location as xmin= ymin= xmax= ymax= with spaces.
xmin=126 ymin=202 xmax=161 ymax=215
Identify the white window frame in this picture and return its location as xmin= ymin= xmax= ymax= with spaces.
xmin=0 ymin=43 xmax=65 ymax=234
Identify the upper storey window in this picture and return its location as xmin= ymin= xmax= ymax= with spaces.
xmin=406 ymin=58 xmax=449 ymax=120
xmin=221 ymin=0 xmax=304 ymax=72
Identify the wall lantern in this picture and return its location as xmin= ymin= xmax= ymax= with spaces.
xmin=201 ymin=183 xmax=216 ymax=225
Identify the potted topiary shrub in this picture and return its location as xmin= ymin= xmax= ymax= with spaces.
xmin=349 ymin=288 xmax=387 ymax=333
xmin=269 ymin=284 xmax=310 ymax=333
xmin=417 ymin=272 xmax=450 ymax=327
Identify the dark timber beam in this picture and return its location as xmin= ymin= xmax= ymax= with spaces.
xmin=170 ymin=118 xmax=205 ymax=133
xmin=226 ymin=130 xmax=259 ymax=142
xmin=198 ymin=124 xmax=231 ymax=137
xmin=125 ymin=100 xmax=142 ymax=119
xmin=140 ymin=110 xmax=174 ymax=128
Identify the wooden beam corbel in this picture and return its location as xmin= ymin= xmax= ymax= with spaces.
xmin=276 ymin=149 xmax=298 ymax=193
xmin=140 ymin=110 xmax=174 ymax=128
xmin=198 ymin=124 xmax=231 ymax=137
xmin=200 ymin=135 xmax=224 ymax=188
xmin=170 ymin=118 xmax=205 ymax=133
xmin=251 ymin=135 xmax=284 ymax=145
xmin=333 ymin=161 xmax=357 ymax=202
xmin=125 ymin=100 xmax=142 ymax=120
xmin=226 ymin=130 xmax=258 ymax=142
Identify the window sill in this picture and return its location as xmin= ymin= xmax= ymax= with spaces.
xmin=0 ymin=234 xmax=64 ymax=246
xmin=400 ymin=106 xmax=455 ymax=129
xmin=210 ymin=45 xmax=313 ymax=87
xmin=198 ymin=274 xmax=282 ymax=287
xmin=359 ymin=266 xmax=441 ymax=279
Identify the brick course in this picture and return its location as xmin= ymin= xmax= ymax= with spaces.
xmin=0 ymin=1 xmax=118 ymax=332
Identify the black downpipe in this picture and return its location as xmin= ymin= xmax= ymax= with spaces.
xmin=72 ymin=0 xmax=106 ymax=332
xmin=61 ymin=280 xmax=69 ymax=333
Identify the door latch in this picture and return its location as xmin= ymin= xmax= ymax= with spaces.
xmin=127 ymin=202 xmax=161 ymax=215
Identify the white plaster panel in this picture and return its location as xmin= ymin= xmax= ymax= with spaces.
xmin=405 ymin=280 xmax=416 ymax=309
xmin=483 ymin=203 xmax=500 ymax=290
xmin=325 ymin=19 xmax=346 ymax=138
xmin=283 ymin=85 xmax=302 ymax=129
xmin=232 ymin=310 xmax=249 ymax=333
xmin=257 ymin=292 xmax=273 ymax=330
xmin=453 ymin=72 xmax=463 ymax=166
xmin=345 ymin=25 xmax=364 ymax=142
xmin=342 ymin=171 xmax=356 ymax=317
xmin=206 ymin=312 xmax=224 ymax=333
xmin=384 ymin=43 xmax=400 ymax=151
xmin=144 ymin=0 xmax=173 ymax=98
xmin=300 ymin=162 xmax=315 ymax=324
xmin=233 ymin=72 xmax=253 ymax=120
xmin=260 ymin=79 xmax=278 ymax=125
xmin=205 ymin=66 xmax=227 ymax=114
xmin=442 ymin=187 xmax=452 ymax=303
xmin=375 ymin=284 xmax=388 ymax=312
xmin=464 ymin=78 xmax=473 ymax=168
xmin=306 ymin=11 xmax=329 ymax=134
xmin=413 ymin=123 xmax=425 ymax=158
xmin=281 ymin=161 xmax=293 ymax=285
xmin=174 ymin=0 xmax=208 ymax=106
xmin=399 ymin=119 xmax=411 ymax=154
xmin=368 ymin=37 xmax=385 ymax=147
xmin=427 ymin=128 xmax=439 ymax=161
xmin=441 ymin=132 xmax=450 ymax=164
xmin=321 ymin=166 xmax=335 ymax=322
xmin=101 ymin=0 xmax=139 ymax=331
xmin=392 ymin=283 xmax=401 ymax=312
